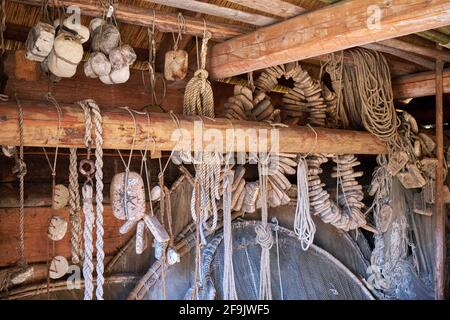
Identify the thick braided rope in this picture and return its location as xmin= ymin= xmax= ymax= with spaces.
xmin=69 ymin=148 xmax=83 ymax=264
xmin=81 ymin=182 xmax=95 ymax=300
xmin=294 ymin=158 xmax=316 ymax=250
xmin=256 ymin=156 xmax=273 ymax=300
xmin=78 ymin=101 xmax=94 ymax=300
xmin=87 ymin=100 xmax=105 ymax=300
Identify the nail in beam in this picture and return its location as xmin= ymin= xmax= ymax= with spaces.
xmin=0 ymin=101 xmax=387 ymax=155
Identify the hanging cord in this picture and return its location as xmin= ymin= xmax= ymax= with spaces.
xmin=117 ymin=107 xmax=138 ymax=220
xmin=69 ymin=148 xmax=83 ymax=264
xmin=183 ymin=21 xmax=214 ymax=117
xmin=14 ymin=95 xmax=28 ymax=269
xmin=171 ymin=12 xmax=186 ymax=51
xmin=256 ymin=154 xmax=273 ymax=300
xmin=42 ymin=93 xmax=62 ymax=199
xmin=294 ymin=158 xmax=316 ymax=250
xmin=222 ymin=155 xmax=237 ymax=300
xmin=142 ymin=15 xmax=166 ymax=107
xmin=294 ymin=124 xmax=317 ymax=250
xmin=271 ymin=217 xmax=284 ymax=300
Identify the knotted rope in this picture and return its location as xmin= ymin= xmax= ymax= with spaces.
xmin=78 ymin=99 xmax=105 ymax=300
xmin=256 ymin=155 xmax=273 ymax=300
xmin=69 ymin=148 xmax=82 ymax=264
xmin=294 ymin=158 xmax=316 ymax=250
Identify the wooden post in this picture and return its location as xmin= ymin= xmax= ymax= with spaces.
xmin=0 ymin=100 xmax=387 ymax=155
xmin=435 ymin=45 xmax=446 ymax=300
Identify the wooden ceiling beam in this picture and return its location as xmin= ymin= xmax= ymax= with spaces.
xmin=0 ymin=102 xmax=386 ymax=154
xmin=392 ymin=68 xmax=450 ymax=99
xmin=362 ymin=43 xmax=435 ymax=70
xmin=11 ymin=0 xmax=251 ymax=41
xmin=224 ymin=0 xmax=306 ymax=19
xmin=143 ymin=0 xmax=278 ymax=26
xmin=208 ymin=0 xmax=450 ymax=79
xmin=380 ymin=38 xmax=450 ymax=62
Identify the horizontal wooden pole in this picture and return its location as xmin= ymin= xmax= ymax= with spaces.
xmin=392 ymin=68 xmax=450 ymax=99
xmin=208 ymin=0 xmax=450 ymax=79
xmin=12 ymin=0 xmax=251 ymax=41
xmin=0 ymin=101 xmax=387 ymax=154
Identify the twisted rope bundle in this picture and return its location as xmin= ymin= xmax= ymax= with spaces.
xmin=69 ymin=148 xmax=82 ymax=264
xmin=78 ymin=99 xmax=104 ymax=300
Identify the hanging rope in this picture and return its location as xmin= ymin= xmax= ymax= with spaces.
xmin=222 ymin=160 xmax=237 ymax=300
xmin=183 ymin=23 xmax=214 ymax=117
xmin=90 ymin=101 xmax=105 ymax=300
xmin=256 ymin=155 xmax=273 ymax=300
xmin=294 ymin=158 xmax=316 ymax=250
xmin=14 ymin=95 xmax=27 ymax=270
xmin=78 ymin=99 xmax=105 ymax=300
xmin=69 ymin=148 xmax=82 ymax=264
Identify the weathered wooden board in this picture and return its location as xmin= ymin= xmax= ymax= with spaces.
xmin=0 ymin=206 xmax=134 ymax=267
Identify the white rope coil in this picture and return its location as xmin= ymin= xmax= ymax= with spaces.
xmin=294 ymin=158 xmax=316 ymax=250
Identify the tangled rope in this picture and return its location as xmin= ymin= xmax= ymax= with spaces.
xmin=78 ymin=99 xmax=104 ymax=300
xmin=294 ymin=158 xmax=316 ymax=250
xmin=69 ymin=148 xmax=82 ymax=264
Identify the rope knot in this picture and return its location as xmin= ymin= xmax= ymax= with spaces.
xmin=194 ymin=69 xmax=209 ymax=80
xmin=13 ymin=158 xmax=27 ymax=178
xmin=255 ymin=224 xmax=273 ymax=250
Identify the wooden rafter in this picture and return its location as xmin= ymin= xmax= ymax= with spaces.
xmin=225 ymin=0 xmax=306 ymax=18
xmin=380 ymin=38 xmax=450 ymax=62
xmin=208 ymin=0 xmax=450 ymax=79
xmin=11 ymin=0 xmax=252 ymax=41
xmin=143 ymin=0 xmax=278 ymax=26
xmin=392 ymin=68 xmax=450 ymax=99
xmin=0 ymin=102 xmax=386 ymax=154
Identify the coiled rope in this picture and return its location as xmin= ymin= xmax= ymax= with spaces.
xmin=294 ymin=158 xmax=316 ymax=250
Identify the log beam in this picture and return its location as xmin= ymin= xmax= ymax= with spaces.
xmin=11 ymin=0 xmax=251 ymax=41
xmin=208 ymin=0 xmax=450 ymax=79
xmin=0 ymin=101 xmax=387 ymax=154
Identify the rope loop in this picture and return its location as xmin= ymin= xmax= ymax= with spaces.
xmin=255 ymin=224 xmax=274 ymax=250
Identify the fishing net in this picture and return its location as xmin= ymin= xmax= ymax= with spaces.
xmin=188 ymin=220 xmax=373 ymax=300
xmin=370 ymin=178 xmax=435 ymax=299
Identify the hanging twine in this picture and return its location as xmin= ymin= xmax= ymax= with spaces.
xmin=69 ymin=148 xmax=83 ymax=264
xmin=78 ymin=99 xmax=105 ymax=300
xmin=14 ymin=95 xmax=27 ymax=269
xmin=222 ymin=164 xmax=237 ymax=300
xmin=183 ymin=27 xmax=214 ymax=117
xmin=294 ymin=158 xmax=316 ymax=250
xmin=256 ymin=155 xmax=273 ymax=300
